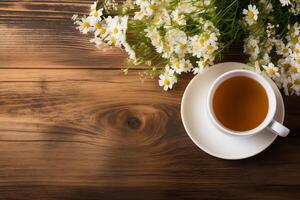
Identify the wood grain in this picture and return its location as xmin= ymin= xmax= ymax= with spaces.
xmin=0 ymin=69 xmax=299 ymax=199
xmin=0 ymin=1 xmax=300 ymax=200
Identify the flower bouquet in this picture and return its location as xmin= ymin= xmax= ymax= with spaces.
xmin=72 ymin=0 xmax=300 ymax=95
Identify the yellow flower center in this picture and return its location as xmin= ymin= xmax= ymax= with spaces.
xmin=113 ymin=27 xmax=119 ymax=34
xmin=291 ymin=66 xmax=298 ymax=73
xmin=283 ymin=64 xmax=290 ymax=71
xmin=152 ymin=34 xmax=158 ymax=40
xmin=199 ymin=39 xmax=205 ymax=46
xmin=149 ymin=4 xmax=158 ymax=10
xmin=203 ymin=34 xmax=209 ymax=41
xmin=179 ymin=44 xmax=187 ymax=49
xmin=83 ymin=22 xmax=90 ymax=29
xmin=289 ymin=27 xmax=295 ymax=34
xmin=282 ymin=48 xmax=288 ymax=54
xmin=100 ymin=28 xmax=106 ymax=34
xmin=297 ymin=59 xmax=300 ymax=65
xmin=153 ymin=16 xmax=160 ymax=24
xmin=267 ymin=69 xmax=275 ymax=76
xmin=288 ymin=83 xmax=293 ymax=90
xmin=207 ymin=44 xmax=213 ymax=51
xmin=164 ymin=45 xmax=171 ymax=52
xmin=292 ymin=37 xmax=299 ymax=44
xmin=295 ymin=48 xmax=300 ymax=54
xmin=136 ymin=11 xmax=143 ymax=16
xmin=247 ymin=45 xmax=255 ymax=53
xmin=247 ymin=11 xmax=254 ymax=19
xmin=175 ymin=62 xmax=180 ymax=69
xmin=93 ymin=12 xmax=98 ymax=18
xmin=111 ymin=37 xmax=116 ymax=44
xmin=91 ymin=8 xmax=96 ymax=13
xmin=95 ymin=22 xmax=101 ymax=30
xmin=163 ymin=79 xmax=170 ymax=86
xmin=294 ymin=80 xmax=300 ymax=85
xmin=184 ymin=63 xmax=189 ymax=68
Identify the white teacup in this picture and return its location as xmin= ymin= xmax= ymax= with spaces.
xmin=207 ymin=69 xmax=289 ymax=137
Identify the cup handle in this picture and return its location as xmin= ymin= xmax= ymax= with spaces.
xmin=267 ymin=120 xmax=290 ymax=137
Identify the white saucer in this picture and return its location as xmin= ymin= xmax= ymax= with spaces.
xmin=181 ymin=62 xmax=285 ymax=160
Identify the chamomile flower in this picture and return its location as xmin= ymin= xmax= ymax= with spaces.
xmin=162 ymin=42 xmax=174 ymax=58
xmin=145 ymin=27 xmax=160 ymax=42
xmin=76 ymin=17 xmax=93 ymax=34
xmin=190 ymin=32 xmax=218 ymax=59
xmin=286 ymin=23 xmax=300 ymax=47
xmin=291 ymin=53 xmax=300 ymax=68
xmin=289 ymin=65 xmax=300 ymax=77
xmin=93 ymin=21 xmax=107 ymax=36
xmin=171 ymin=9 xmax=186 ymax=26
xmin=145 ymin=0 xmax=161 ymax=16
xmin=276 ymin=40 xmax=290 ymax=57
xmin=288 ymin=1 xmax=300 ymax=15
xmin=151 ymin=8 xmax=171 ymax=26
xmin=145 ymin=27 xmax=164 ymax=53
xmin=262 ymin=63 xmax=280 ymax=78
xmin=189 ymin=35 xmax=202 ymax=58
xmin=169 ymin=30 xmax=189 ymax=56
xmin=89 ymin=8 xmax=103 ymax=24
xmin=159 ymin=65 xmax=176 ymax=91
xmin=163 ymin=65 xmax=176 ymax=78
xmin=135 ymin=0 xmax=160 ymax=19
xmin=170 ymin=58 xmax=185 ymax=74
xmin=259 ymin=53 xmax=271 ymax=66
xmin=243 ymin=4 xmax=259 ymax=26
xmin=244 ymin=37 xmax=260 ymax=60
xmin=165 ymin=29 xmax=186 ymax=47
xmin=105 ymin=35 xmax=120 ymax=47
xmin=282 ymin=76 xmax=292 ymax=95
xmin=176 ymin=0 xmax=198 ymax=14
xmin=280 ymin=0 xmax=292 ymax=6
xmin=159 ymin=74 xmax=174 ymax=91
xmin=104 ymin=16 xmax=128 ymax=47
xmin=293 ymin=43 xmax=300 ymax=55
xmin=204 ymin=42 xmax=218 ymax=58
xmin=288 ymin=23 xmax=300 ymax=37
xmin=106 ymin=16 xmax=123 ymax=38
xmin=287 ymin=36 xmax=300 ymax=48
xmin=134 ymin=11 xmax=146 ymax=20
xmin=291 ymin=77 xmax=300 ymax=95
xmin=182 ymin=59 xmax=193 ymax=73
xmin=201 ymin=33 xmax=218 ymax=47
xmin=193 ymin=59 xmax=211 ymax=74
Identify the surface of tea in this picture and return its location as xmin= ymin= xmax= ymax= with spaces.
xmin=212 ymin=76 xmax=269 ymax=132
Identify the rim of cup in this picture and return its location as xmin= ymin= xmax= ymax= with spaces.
xmin=207 ymin=69 xmax=277 ymax=136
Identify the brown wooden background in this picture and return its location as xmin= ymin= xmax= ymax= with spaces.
xmin=0 ymin=1 xmax=300 ymax=199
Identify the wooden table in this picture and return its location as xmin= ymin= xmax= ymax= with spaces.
xmin=0 ymin=1 xmax=300 ymax=199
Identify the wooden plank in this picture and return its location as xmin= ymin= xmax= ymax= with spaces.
xmin=0 ymin=0 xmax=128 ymax=69
xmin=0 ymin=1 xmax=245 ymax=69
xmin=0 ymin=69 xmax=299 ymax=199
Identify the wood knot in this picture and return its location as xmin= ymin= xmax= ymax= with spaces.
xmin=127 ymin=117 xmax=141 ymax=129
